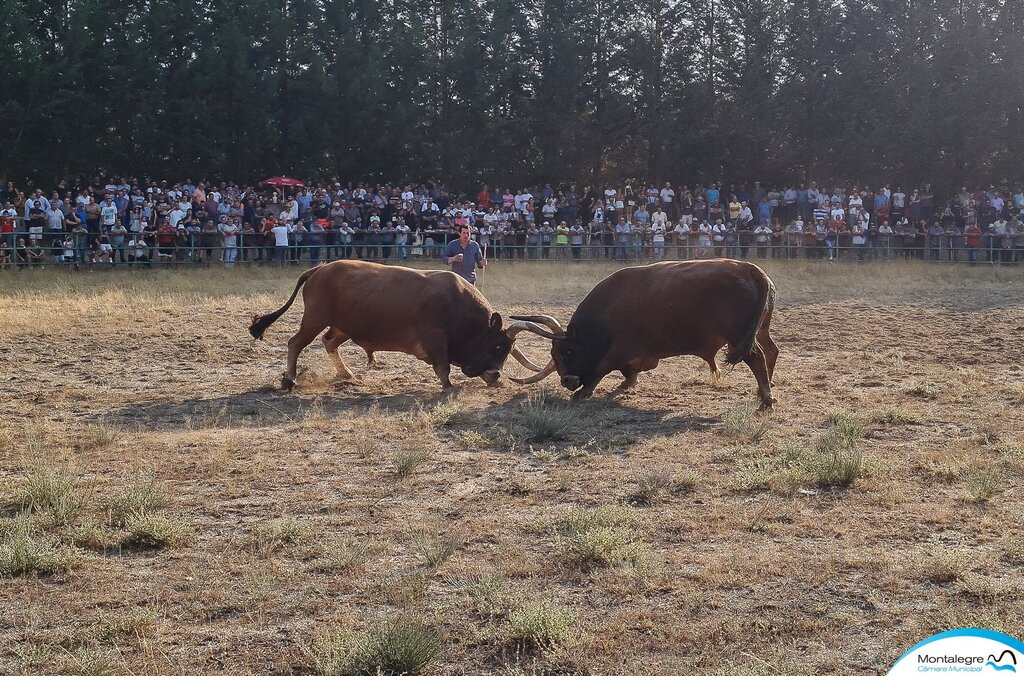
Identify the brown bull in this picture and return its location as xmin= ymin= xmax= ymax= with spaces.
xmin=509 ymin=260 xmax=779 ymax=409
xmin=249 ymin=261 xmax=546 ymax=391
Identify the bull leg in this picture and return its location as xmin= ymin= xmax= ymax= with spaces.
xmin=322 ymin=328 xmax=356 ymax=380
xmin=365 ymin=350 xmax=384 ymax=369
xmin=757 ymin=327 xmax=779 ymax=384
xmin=743 ymin=347 xmax=775 ymax=412
xmin=615 ymin=367 xmax=638 ymax=392
xmin=571 ymin=384 xmax=597 ymax=402
xmin=702 ymin=353 xmax=722 ymax=381
xmin=283 ymin=320 xmax=326 ymax=391
xmin=423 ymin=332 xmax=454 ymax=393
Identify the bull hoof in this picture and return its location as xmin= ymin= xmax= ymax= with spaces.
xmin=758 ymin=398 xmax=776 ymax=413
xmin=281 ymin=374 xmax=296 ymax=391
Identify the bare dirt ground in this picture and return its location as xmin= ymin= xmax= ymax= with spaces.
xmin=1 ymin=261 xmax=1022 ymax=675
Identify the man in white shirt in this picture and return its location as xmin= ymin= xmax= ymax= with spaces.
xmin=395 ymin=219 xmax=411 ymax=260
xmin=219 ymin=217 xmax=239 ymax=266
xmin=660 ymin=183 xmax=675 ymax=219
xmin=271 ymin=221 xmax=292 ymax=266
xmin=672 ymin=220 xmax=690 ymax=259
xmin=100 ymin=197 xmax=118 ymax=231
xmin=169 ymin=205 xmax=187 ymax=229
xmin=650 ymin=219 xmax=666 ymax=261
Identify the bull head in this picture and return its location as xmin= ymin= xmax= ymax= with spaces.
xmin=504 ymin=314 xmax=567 ymax=386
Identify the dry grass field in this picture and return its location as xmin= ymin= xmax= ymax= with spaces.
xmin=1 ymin=260 xmax=1022 ymax=676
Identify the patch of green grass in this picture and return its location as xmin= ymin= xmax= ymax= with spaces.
xmin=121 ymin=513 xmax=187 ymax=549
xmin=308 ymin=615 xmax=444 ymax=676
xmin=518 ymin=390 xmax=575 ymax=442
xmin=506 ymin=599 xmax=576 ymax=651
xmin=107 ymin=476 xmax=167 ymax=527
xmin=0 ymin=518 xmax=79 ymax=576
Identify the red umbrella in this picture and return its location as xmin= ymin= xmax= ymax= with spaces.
xmin=260 ymin=176 xmax=305 ymax=188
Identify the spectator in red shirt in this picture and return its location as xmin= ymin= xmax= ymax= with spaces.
xmin=964 ymin=222 xmax=982 ymax=264
xmin=476 ymin=187 xmax=491 ymax=210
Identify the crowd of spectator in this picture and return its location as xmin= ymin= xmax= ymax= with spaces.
xmin=2 ymin=177 xmax=1023 ymax=270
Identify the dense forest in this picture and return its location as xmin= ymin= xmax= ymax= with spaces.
xmin=0 ymin=0 xmax=1021 ymax=194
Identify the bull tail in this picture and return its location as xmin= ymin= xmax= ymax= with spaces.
xmin=725 ymin=268 xmax=775 ymax=365
xmin=248 ymin=267 xmax=319 ymax=340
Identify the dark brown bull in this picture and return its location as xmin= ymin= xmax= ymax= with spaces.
xmin=508 ymin=260 xmax=779 ymax=409
xmin=248 ymin=261 xmax=546 ymax=391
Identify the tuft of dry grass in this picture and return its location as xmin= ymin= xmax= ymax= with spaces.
xmin=870 ymin=407 xmax=922 ymax=426
xmin=121 ymin=513 xmax=188 ymax=549
xmin=306 ymin=614 xmax=444 ymax=676
xmin=626 ymin=466 xmax=698 ymax=506
xmin=0 ymin=517 xmax=79 ymax=576
xmin=412 ymin=529 xmax=459 ymax=572
xmin=963 ymin=466 xmax=1003 ymax=503
xmin=921 ymin=547 xmax=970 ymax=584
xmin=518 ymin=390 xmax=575 ymax=442
xmin=720 ymin=402 xmax=770 ymax=443
xmin=554 ymin=505 xmax=648 ymax=570
xmin=107 ymin=475 xmax=167 ymax=526
xmin=506 ymin=599 xmax=577 ymax=651
xmin=392 ymin=447 xmax=431 ymax=479
xmin=251 ymin=518 xmax=313 ymax=555
xmin=16 ymin=461 xmax=89 ymax=527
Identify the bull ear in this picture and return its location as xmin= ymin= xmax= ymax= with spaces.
xmin=490 ymin=312 xmax=502 ymax=331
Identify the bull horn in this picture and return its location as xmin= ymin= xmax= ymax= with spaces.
xmin=509 ymin=344 xmax=544 ymax=372
xmin=509 ymin=314 xmax=565 ymax=335
xmin=505 ymin=320 xmax=559 ymax=341
xmin=510 ymin=359 xmax=557 ymax=385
